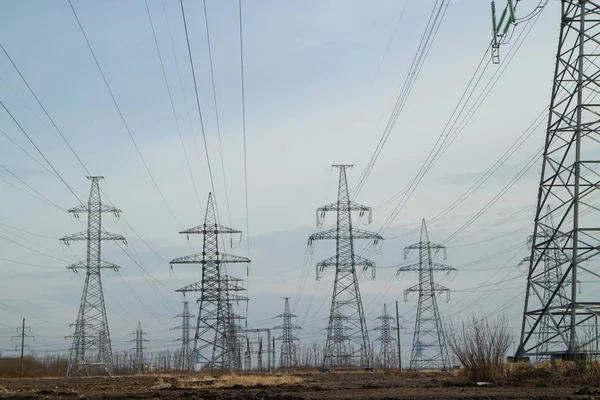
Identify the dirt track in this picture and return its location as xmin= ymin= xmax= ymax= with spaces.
xmin=0 ymin=371 xmax=597 ymax=399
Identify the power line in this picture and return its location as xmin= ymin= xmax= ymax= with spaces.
xmin=203 ymin=0 xmax=233 ymax=228
xmin=68 ymin=0 xmax=182 ymax=227
xmin=238 ymin=0 xmax=251 ymax=262
xmin=352 ymin=0 xmax=450 ymax=199
xmin=144 ymin=0 xmax=203 ymax=213
xmin=0 ymin=99 xmax=82 ymax=203
xmin=178 ymin=0 xmax=219 ymax=214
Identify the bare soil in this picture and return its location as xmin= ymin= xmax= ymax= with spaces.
xmin=0 ymin=370 xmax=597 ymax=399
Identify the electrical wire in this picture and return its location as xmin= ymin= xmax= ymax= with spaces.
xmin=352 ymin=0 xmax=450 ymax=199
xmin=144 ymin=0 xmax=203 ymax=213
xmin=68 ymin=0 xmax=182 ymax=227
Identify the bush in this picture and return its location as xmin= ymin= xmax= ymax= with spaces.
xmin=448 ymin=314 xmax=511 ymax=382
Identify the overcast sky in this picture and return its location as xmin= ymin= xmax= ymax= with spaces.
xmin=0 ymin=0 xmax=565 ymax=361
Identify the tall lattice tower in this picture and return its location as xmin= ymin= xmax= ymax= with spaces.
xmin=131 ymin=321 xmax=147 ymax=372
xmin=274 ymin=297 xmax=302 ymax=368
xmin=516 ymin=1 xmax=600 ymax=360
xmin=61 ymin=176 xmax=126 ymax=377
xmin=374 ymin=304 xmax=397 ymax=369
xmin=398 ymin=219 xmax=454 ymax=370
xmin=170 ymin=193 xmax=250 ymax=372
xmin=174 ymin=301 xmax=194 ymax=371
xmin=308 ymin=164 xmax=383 ymax=369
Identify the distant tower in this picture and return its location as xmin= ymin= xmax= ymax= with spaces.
xmin=274 ymin=297 xmax=302 ymax=368
xmin=398 ymin=219 xmax=454 ymax=370
xmin=308 ymin=164 xmax=383 ymax=370
xmin=61 ymin=176 xmax=126 ymax=377
xmin=131 ymin=322 xmax=147 ymax=373
xmin=374 ymin=304 xmax=397 ymax=369
xmin=170 ymin=193 xmax=250 ymax=372
xmin=174 ymin=301 xmax=194 ymax=371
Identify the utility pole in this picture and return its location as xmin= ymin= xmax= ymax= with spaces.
xmin=514 ymin=1 xmax=600 ymax=361
xmin=61 ymin=176 xmax=125 ymax=377
xmin=374 ymin=304 xmax=397 ymax=369
xmin=274 ymin=297 xmax=302 ymax=369
xmin=130 ymin=322 xmax=147 ymax=373
xmin=398 ymin=219 xmax=454 ymax=370
xmin=170 ymin=193 xmax=250 ymax=372
xmin=396 ymin=301 xmax=402 ymax=371
xmin=173 ymin=301 xmax=194 ymax=371
xmin=12 ymin=319 xmax=34 ymax=378
xmin=308 ymin=164 xmax=383 ymax=370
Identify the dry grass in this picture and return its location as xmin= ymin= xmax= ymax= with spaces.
xmin=154 ymin=373 xmax=303 ymax=389
xmin=506 ymin=359 xmax=600 ymax=384
xmin=213 ymin=374 xmax=302 ymax=387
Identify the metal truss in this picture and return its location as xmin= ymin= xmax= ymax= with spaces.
xmin=174 ymin=301 xmax=194 ymax=371
xmin=61 ymin=176 xmax=125 ymax=377
xmin=309 ymin=164 xmax=383 ymax=369
xmin=517 ymin=0 xmax=600 ymax=359
xmin=398 ymin=220 xmax=454 ymax=370
xmin=274 ymin=297 xmax=301 ymax=368
xmin=170 ymin=193 xmax=250 ymax=372
xmin=374 ymin=304 xmax=397 ymax=369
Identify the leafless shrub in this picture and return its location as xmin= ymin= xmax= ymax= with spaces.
xmin=448 ymin=314 xmax=511 ymax=382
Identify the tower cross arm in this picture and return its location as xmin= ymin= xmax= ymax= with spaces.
xmin=170 ymin=252 xmax=251 ymax=265
xmin=66 ymin=260 xmax=121 ymax=271
xmin=316 ymin=255 xmax=376 ymax=270
xmin=308 ymin=228 xmax=383 ymax=242
xmin=67 ymin=204 xmax=122 ymax=215
xmin=179 ymin=224 xmax=241 ymax=235
xmin=431 ymin=262 xmax=456 ymax=272
xmin=316 ymin=202 xmax=374 ymax=225
xmin=404 ymin=242 xmax=446 ymax=259
xmin=60 ymin=232 xmax=126 ymax=243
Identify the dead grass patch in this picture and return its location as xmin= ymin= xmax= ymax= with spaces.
xmin=154 ymin=373 xmax=302 ymax=389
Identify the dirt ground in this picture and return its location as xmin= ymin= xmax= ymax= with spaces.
xmin=0 ymin=370 xmax=598 ymax=400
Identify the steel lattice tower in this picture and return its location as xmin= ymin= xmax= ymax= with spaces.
xmin=374 ymin=304 xmax=397 ymax=369
xmin=170 ymin=193 xmax=250 ymax=372
xmin=274 ymin=297 xmax=301 ymax=369
xmin=516 ymin=1 xmax=600 ymax=360
xmin=309 ymin=164 xmax=383 ymax=369
xmin=398 ymin=220 xmax=454 ymax=370
xmin=131 ymin=321 xmax=147 ymax=372
xmin=174 ymin=301 xmax=194 ymax=371
xmin=61 ymin=176 xmax=126 ymax=377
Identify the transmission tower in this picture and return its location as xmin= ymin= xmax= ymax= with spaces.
xmin=308 ymin=164 xmax=382 ymax=370
xmin=374 ymin=304 xmax=397 ymax=369
xmin=398 ymin=219 xmax=454 ymax=370
xmin=274 ymin=297 xmax=302 ymax=369
xmin=170 ymin=193 xmax=250 ymax=372
xmin=174 ymin=301 xmax=194 ymax=371
xmin=516 ymin=1 xmax=600 ymax=360
xmin=131 ymin=321 xmax=147 ymax=373
xmin=61 ymin=176 xmax=126 ymax=377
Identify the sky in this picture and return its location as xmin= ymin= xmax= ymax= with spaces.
xmin=0 ymin=0 xmax=574 ymax=363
